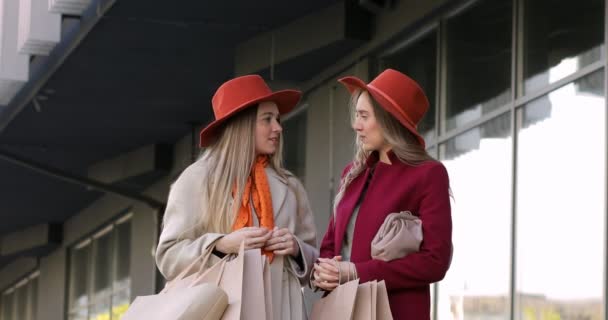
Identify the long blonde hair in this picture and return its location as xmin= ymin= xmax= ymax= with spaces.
xmin=333 ymin=89 xmax=434 ymax=214
xmin=198 ymin=105 xmax=287 ymax=233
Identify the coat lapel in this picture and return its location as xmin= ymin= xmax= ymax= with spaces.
xmin=265 ymin=168 xmax=288 ymax=220
xmin=334 ymin=169 xmax=370 ymax=256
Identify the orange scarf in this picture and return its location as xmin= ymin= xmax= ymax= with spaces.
xmin=232 ymin=155 xmax=275 ymax=262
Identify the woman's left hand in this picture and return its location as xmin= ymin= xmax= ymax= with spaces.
xmin=264 ymin=227 xmax=300 ymax=257
xmin=312 ymin=256 xmax=357 ymax=291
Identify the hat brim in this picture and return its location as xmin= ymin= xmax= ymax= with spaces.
xmin=338 ymin=76 xmax=426 ymax=149
xmin=199 ymin=89 xmax=301 ymax=147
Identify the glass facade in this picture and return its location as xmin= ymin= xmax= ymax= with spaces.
xmin=67 ymin=215 xmax=132 ymax=320
xmin=516 ymin=70 xmax=605 ymax=320
xmin=445 ymin=0 xmax=513 ymax=132
xmin=439 ymin=113 xmax=512 ymax=320
xmin=0 ymin=273 xmax=39 ymax=320
xmin=524 ymin=0 xmax=605 ymax=94
xmin=378 ymin=0 xmax=606 ymax=319
xmin=381 ymin=30 xmax=438 ymax=144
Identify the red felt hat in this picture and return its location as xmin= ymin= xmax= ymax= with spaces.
xmin=338 ymin=69 xmax=430 ymax=148
xmin=199 ymin=75 xmax=302 ymax=147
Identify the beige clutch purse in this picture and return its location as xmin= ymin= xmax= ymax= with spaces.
xmin=371 ymin=211 xmax=423 ymax=261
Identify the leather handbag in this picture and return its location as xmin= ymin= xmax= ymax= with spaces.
xmin=371 ymin=211 xmax=423 ymax=261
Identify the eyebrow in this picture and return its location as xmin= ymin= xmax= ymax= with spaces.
xmin=259 ymin=112 xmax=279 ymax=117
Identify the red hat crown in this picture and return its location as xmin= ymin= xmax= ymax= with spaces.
xmin=338 ymin=69 xmax=430 ymax=148
xmin=212 ymin=75 xmax=273 ymax=120
xmin=199 ymin=75 xmax=301 ymax=147
xmin=368 ymin=69 xmax=429 ymax=127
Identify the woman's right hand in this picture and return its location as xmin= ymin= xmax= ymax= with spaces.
xmin=214 ymin=227 xmax=272 ymax=254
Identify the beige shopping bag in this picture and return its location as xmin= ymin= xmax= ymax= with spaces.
xmin=122 ymin=283 xmax=228 ymax=320
xmin=122 ymin=248 xmax=230 ymax=320
xmin=195 ymin=246 xmax=268 ymax=320
xmin=376 ymin=281 xmax=393 ymax=320
xmin=310 ymin=278 xmax=360 ymax=320
xmin=239 ymin=249 xmax=268 ymax=320
xmin=352 ymin=281 xmax=374 ymax=320
xmin=261 ymin=256 xmax=273 ymax=320
xmin=370 ymin=281 xmax=377 ymax=318
xmin=210 ymin=243 xmax=246 ymax=320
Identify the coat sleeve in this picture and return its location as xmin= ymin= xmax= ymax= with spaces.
xmin=354 ymin=163 xmax=453 ymax=291
xmin=285 ymin=178 xmax=319 ymax=285
xmin=155 ymin=163 xmax=225 ymax=281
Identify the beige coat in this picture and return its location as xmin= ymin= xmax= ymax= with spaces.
xmin=156 ymin=158 xmax=318 ymax=320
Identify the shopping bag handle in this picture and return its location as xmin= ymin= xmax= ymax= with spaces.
xmin=162 ymin=246 xmax=215 ymax=292
xmin=190 ymin=241 xmax=245 ymax=287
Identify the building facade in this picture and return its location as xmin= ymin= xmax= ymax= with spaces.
xmin=0 ymin=0 xmax=606 ymax=319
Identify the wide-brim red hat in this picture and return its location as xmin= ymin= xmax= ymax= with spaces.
xmin=338 ymin=69 xmax=429 ymax=148
xmin=199 ymin=75 xmax=302 ymax=147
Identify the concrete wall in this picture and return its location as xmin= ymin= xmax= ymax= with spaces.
xmin=304 ymin=60 xmax=369 ymax=242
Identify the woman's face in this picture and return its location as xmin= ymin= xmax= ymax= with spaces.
xmin=353 ymin=91 xmax=389 ymax=153
xmin=255 ymin=101 xmax=282 ymax=155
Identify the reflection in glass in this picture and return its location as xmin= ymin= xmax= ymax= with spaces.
xmin=93 ymin=233 xmax=112 ymax=294
xmin=381 ymin=31 xmax=437 ymax=143
xmin=69 ymin=244 xmax=90 ymax=314
xmin=67 ymin=218 xmax=132 ymax=320
xmin=524 ymin=0 xmax=604 ymax=94
xmin=91 ymin=232 xmax=112 ymax=320
xmin=516 ymin=70 xmax=605 ymax=320
xmin=115 ymin=221 xmax=131 ymax=283
xmin=113 ymin=221 xmax=132 ymax=320
xmin=15 ymin=286 xmax=27 ymax=319
xmin=28 ymin=278 xmax=38 ymax=320
xmin=2 ymin=293 xmax=14 ymax=320
xmin=445 ymin=0 xmax=512 ymax=131
xmin=438 ymin=113 xmax=512 ymax=320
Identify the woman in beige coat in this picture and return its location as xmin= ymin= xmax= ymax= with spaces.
xmin=155 ymin=75 xmax=318 ymax=320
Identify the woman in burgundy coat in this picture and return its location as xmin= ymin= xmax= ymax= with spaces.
xmin=312 ymin=69 xmax=453 ymax=319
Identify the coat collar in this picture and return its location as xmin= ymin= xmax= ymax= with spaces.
xmin=365 ymin=150 xmax=400 ymax=167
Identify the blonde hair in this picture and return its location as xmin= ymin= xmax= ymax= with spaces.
xmin=333 ymin=89 xmax=434 ymax=214
xmin=198 ymin=105 xmax=287 ymax=233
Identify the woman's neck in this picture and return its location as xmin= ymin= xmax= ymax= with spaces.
xmin=379 ymin=146 xmax=392 ymax=164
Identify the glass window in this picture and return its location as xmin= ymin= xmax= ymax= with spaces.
xmin=524 ymin=0 xmax=604 ymax=94
xmin=381 ymin=31 xmax=437 ymax=143
xmin=1 ymin=273 xmax=39 ymax=320
xmin=90 ymin=231 xmax=113 ymax=320
xmin=27 ymin=278 xmax=37 ymax=320
xmin=516 ymin=70 xmax=605 ymax=319
xmin=438 ymin=113 xmax=512 ymax=320
xmin=68 ymin=243 xmax=90 ymax=320
xmin=445 ymin=0 xmax=513 ymax=131
xmin=1 ymin=292 xmax=14 ymax=320
xmin=14 ymin=286 xmax=27 ymax=319
xmin=283 ymin=110 xmax=307 ymax=181
xmin=112 ymin=220 xmax=132 ymax=319
xmin=67 ymin=215 xmax=132 ymax=320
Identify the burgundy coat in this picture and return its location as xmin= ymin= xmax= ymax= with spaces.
xmin=320 ymin=151 xmax=452 ymax=320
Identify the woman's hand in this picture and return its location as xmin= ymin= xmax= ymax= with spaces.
xmin=215 ymin=227 xmax=272 ymax=254
xmin=312 ymin=257 xmax=340 ymax=291
xmin=264 ymin=227 xmax=300 ymax=257
xmin=312 ymin=256 xmax=358 ymax=291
